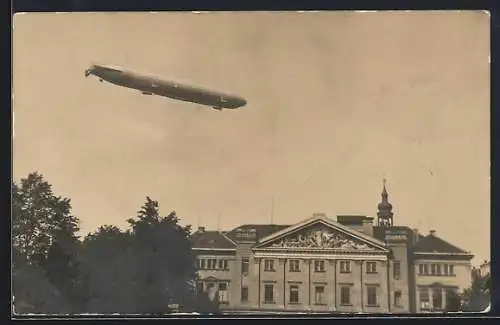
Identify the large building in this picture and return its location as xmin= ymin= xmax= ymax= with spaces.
xmin=192 ymin=182 xmax=474 ymax=313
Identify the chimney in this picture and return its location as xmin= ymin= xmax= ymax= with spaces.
xmin=362 ymin=217 xmax=374 ymax=237
xmin=429 ymin=229 xmax=436 ymax=237
xmin=198 ymin=226 xmax=206 ymax=233
xmin=412 ymin=228 xmax=420 ymax=243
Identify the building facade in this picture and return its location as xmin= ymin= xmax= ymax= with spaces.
xmin=191 ymin=183 xmax=474 ymax=313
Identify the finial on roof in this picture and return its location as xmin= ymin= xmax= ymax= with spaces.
xmin=377 ymin=178 xmax=394 ymax=227
xmin=382 ymin=178 xmax=388 ymax=197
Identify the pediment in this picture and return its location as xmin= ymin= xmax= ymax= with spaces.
xmin=254 ymin=219 xmax=387 ymax=252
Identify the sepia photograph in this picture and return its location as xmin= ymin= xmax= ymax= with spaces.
xmin=12 ymin=11 xmax=490 ymax=315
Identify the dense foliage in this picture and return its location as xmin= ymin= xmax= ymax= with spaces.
xmin=12 ymin=172 xmax=219 ymax=314
xmin=460 ymin=268 xmax=491 ymax=312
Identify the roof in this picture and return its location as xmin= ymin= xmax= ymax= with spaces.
xmin=254 ymin=215 xmax=389 ymax=251
xmin=412 ymin=233 xmax=470 ymax=254
xmin=337 ymin=215 xmax=372 ymax=225
xmin=191 ymin=230 xmax=236 ymax=249
xmin=191 ymin=222 xmax=470 ymax=257
xmin=372 ymin=225 xmax=415 ymax=242
xmin=225 ymin=224 xmax=290 ymax=242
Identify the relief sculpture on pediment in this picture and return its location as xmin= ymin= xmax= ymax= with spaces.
xmin=269 ymin=227 xmax=375 ymax=250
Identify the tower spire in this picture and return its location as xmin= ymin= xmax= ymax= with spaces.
xmin=377 ymin=178 xmax=394 ymax=227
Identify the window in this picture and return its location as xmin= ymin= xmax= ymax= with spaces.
xmin=419 ymin=288 xmax=430 ymax=309
xmin=196 ymin=282 xmax=204 ymax=294
xmin=366 ymin=286 xmax=378 ymax=306
xmin=432 ymin=287 xmax=443 ymax=309
xmin=289 ymin=285 xmax=299 ymax=304
xmin=419 ymin=288 xmax=429 ymax=302
xmin=238 ymin=231 xmax=250 ymax=240
xmin=218 ymin=259 xmax=228 ymax=270
xmin=393 ymin=261 xmax=401 ymax=279
xmin=241 ymin=286 xmax=249 ymax=302
xmin=264 ymin=259 xmax=275 ymax=272
xmin=394 ymin=290 xmax=402 ymax=306
xmin=218 ymin=283 xmax=228 ymax=303
xmin=366 ymin=262 xmax=377 ymax=274
xmin=436 ymin=264 xmax=441 ymax=275
xmin=236 ymin=229 xmax=257 ymax=241
xmin=340 ymin=286 xmax=351 ymax=305
xmin=241 ymin=257 xmax=249 ymax=274
xmin=207 ymin=282 xmax=215 ymax=292
xmin=431 ymin=263 xmax=436 ymax=275
xmin=315 ymin=286 xmax=325 ymax=305
xmin=289 ymin=260 xmax=300 ymax=272
xmin=264 ymin=284 xmax=274 ymax=303
xmin=314 ymin=260 xmax=325 ymax=272
xmin=340 ymin=261 xmax=351 ymax=273
xmin=208 ymin=259 xmax=217 ymax=269
xmin=199 ymin=259 xmax=228 ymax=270
xmin=443 ymin=264 xmax=455 ymax=275
xmin=418 ymin=264 xmax=429 ymax=275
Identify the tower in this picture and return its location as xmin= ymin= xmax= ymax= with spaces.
xmin=377 ymin=179 xmax=394 ymax=227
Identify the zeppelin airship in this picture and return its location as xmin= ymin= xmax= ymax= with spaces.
xmin=85 ymin=64 xmax=247 ymax=110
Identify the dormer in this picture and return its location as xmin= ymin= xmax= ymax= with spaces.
xmin=234 ymin=228 xmax=257 ymax=242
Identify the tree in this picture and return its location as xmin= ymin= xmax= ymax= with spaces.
xmin=461 ymin=268 xmax=491 ymax=312
xmin=41 ymin=232 xmax=89 ymax=313
xmin=80 ymin=225 xmax=137 ymax=313
xmin=12 ymin=173 xmax=79 ymax=263
xmin=445 ymin=288 xmax=461 ymax=312
xmin=12 ymin=246 xmax=72 ymax=314
xmin=78 ymin=197 xmax=208 ymax=314
xmin=192 ymin=290 xmax=220 ymax=314
xmin=13 ymin=181 xmax=216 ymax=314
xmin=126 ymin=197 xmax=198 ymax=313
xmin=12 ymin=172 xmax=85 ymax=313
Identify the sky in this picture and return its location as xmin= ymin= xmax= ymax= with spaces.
xmin=13 ymin=11 xmax=490 ymax=265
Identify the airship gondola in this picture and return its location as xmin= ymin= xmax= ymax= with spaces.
xmin=85 ymin=64 xmax=247 ymax=110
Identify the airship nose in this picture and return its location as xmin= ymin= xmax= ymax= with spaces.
xmin=237 ymin=98 xmax=247 ymax=107
xmin=85 ymin=64 xmax=100 ymax=77
xmin=85 ymin=65 xmax=97 ymax=77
